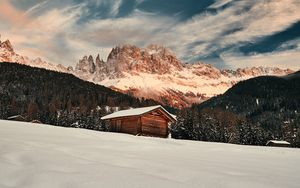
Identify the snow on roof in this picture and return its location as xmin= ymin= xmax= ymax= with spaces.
xmin=267 ymin=140 xmax=290 ymax=145
xmin=101 ymin=105 xmax=176 ymax=121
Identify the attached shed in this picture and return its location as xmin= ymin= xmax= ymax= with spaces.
xmin=7 ymin=115 xmax=26 ymax=122
xmin=101 ymin=105 xmax=176 ymax=138
xmin=266 ymin=140 xmax=290 ymax=147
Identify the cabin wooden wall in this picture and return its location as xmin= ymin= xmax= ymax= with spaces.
xmin=267 ymin=143 xmax=290 ymax=147
xmin=141 ymin=111 xmax=168 ymax=137
xmin=110 ymin=117 xmax=139 ymax=135
xmin=108 ymin=109 xmax=171 ymax=137
xmin=121 ymin=117 xmax=139 ymax=135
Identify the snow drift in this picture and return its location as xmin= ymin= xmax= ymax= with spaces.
xmin=0 ymin=120 xmax=299 ymax=188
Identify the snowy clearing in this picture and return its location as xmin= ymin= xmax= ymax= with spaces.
xmin=0 ymin=120 xmax=300 ymax=188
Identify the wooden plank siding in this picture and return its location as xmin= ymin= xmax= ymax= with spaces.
xmin=110 ymin=117 xmax=140 ymax=135
xmin=141 ymin=112 xmax=168 ymax=137
xmin=121 ymin=117 xmax=139 ymax=135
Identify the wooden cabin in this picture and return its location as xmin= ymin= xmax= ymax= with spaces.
xmin=266 ymin=140 xmax=290 ymax=147
xmin=31 ymin=119 xmax=42 ymax=124
xmin=101 ymin=105 xmax=176 ymax=138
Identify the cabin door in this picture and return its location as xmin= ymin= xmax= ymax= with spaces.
xmin=116 ymin=120 xmax=122 ymax=132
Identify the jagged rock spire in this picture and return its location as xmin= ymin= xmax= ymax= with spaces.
xmin=75 ymin=55 xmax=96 ymax=74
xmin=0 ymin=39 xmax=14 ymax=54
xmin=105 ymin=44 xmax=183 ymax=74
xmin=95 ymin=54 xmax=104 ymax=65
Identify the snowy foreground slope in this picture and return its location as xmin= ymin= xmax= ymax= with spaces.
xmin=0 ymin=120 xmax=300 ymax=188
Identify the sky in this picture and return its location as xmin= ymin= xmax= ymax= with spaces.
xmin=0 ymin=0 xmax=300 ymax=70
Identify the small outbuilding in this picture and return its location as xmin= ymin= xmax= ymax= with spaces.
xmin=101 ymin=105 xmax=176 ymax=138
xmin=31 ymin=120 xmax=42 ymax=124
xmin=266 ymin=140 xmax=290 ymax=147
xmin=7 ymin=115 xmax=26 ymax=122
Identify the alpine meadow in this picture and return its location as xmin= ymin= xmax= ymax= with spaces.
xmin=1 ymin=0 xmax=300 ymax=187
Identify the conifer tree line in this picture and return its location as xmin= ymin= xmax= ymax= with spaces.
xmin=1 ymin=62 xmax=299 ymax=147
xmin=171 ymin=106 xmax=300 ymax=147
xmin=171 ymin=73 xmax=300 ymax=147
xmin=0 ymin=62 xmax=160 ymax=130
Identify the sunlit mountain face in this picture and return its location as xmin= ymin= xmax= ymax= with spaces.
xmin=0 ymin=0 xmax=300 ymax=70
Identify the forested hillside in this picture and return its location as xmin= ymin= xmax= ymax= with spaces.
xmin=171 ymin=71 xmax=300 ymax=147
xmin=1 ymin=62 xmax=299 ymax=147
xmin=0 ymin=62 xmax=164 ymax=130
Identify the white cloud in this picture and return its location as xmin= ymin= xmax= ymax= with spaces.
xmin=110 ymin=0 xmax=122 ymax=16
xmin=25 ymin=0 xmax=49 ymax=15
xmin=0 ymin=1 xmax=85 ymax=64
xmin=80 ymin=10 xmax=174 ymax=45
xmin=221 ymin=50 xmax=300 ymax=70
xmin=1 ymin=0 xmax=300 ymax=69
xmin=165 ymin=0 xmax=300 ymax=59
xmin=209 ymin=0 xmax=233 ymax=9
xmin=221 ymin=0 xmax=300 ymax=45
xmin=277 ymin=39 xmax=300 ymax=51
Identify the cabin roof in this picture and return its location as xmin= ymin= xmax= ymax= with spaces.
xmin=266 ymin=140 xmax=290 ymax=145
xmin=101 ymin=105 xmax=176 ymax=122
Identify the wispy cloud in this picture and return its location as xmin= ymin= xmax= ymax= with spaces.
xmin=169 ymin=0 xmax=300 ymax=57
xmin=0 ymin=0 xmax=85 ymax=64
xmin=25 ymin=0 xmax=49 ymax=15
xmin=222 ymin=50 xmax=300 ymax=70
xmin=110 ymin=0 xmax=122 ymax=16
xmin=0 ymin=0 xmax=31 ymax=27
xmin=0 ymin=0 xmax=299 ymax=70
xmin=209 ymin=0 xmax=233 ymax=9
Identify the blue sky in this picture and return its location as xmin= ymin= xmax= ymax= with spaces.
xmin=0 ymin=0 xmax=300 ymax=69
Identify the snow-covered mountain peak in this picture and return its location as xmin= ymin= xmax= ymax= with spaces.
xmin=0 ymin=37 xmax=70 ymax=73
xmin=76 ymin=55 xmax=96 ymax=74
xmin=145 ymin=44 xmax=174 ymax=55
xmin=72 ymin=45 xmax=293 ymax=108
xmin=0 ymin=40 xmax=14 ymax=54
xmin=0 ymin=38 xmax=294 ymax=108
xmin=104 ymin=44 xmax=183 ymax=74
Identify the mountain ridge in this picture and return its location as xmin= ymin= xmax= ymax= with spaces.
xmin=0 ymin=39 xmax=71 ymax=73
xmin=170 ymin=71 xmax=300 ymax=147
xmin=75 ymin=44 xmax=293 ymax=108
xmin=0 ymin=62 xmax=162 ymax=128
xmin=0 ymin=37 xmax=294 ymax=108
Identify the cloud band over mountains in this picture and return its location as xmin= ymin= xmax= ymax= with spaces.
xmin=0 ymin=0 xmax=299 ymax=69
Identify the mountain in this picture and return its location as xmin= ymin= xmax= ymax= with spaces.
xmin=171 ymin=71 xmax=300 ymax=147
xmin=0 ymin=39 xmax=70 ymax=73
xmin=74 ymin=44 xmax=293 ymax=108
xmin=0 ymin=37 xmax=293 ymax=108
xmin=199 ymin=70 xmax=300 ymax=114
xmin=0 ymin=62 xmax=162 ymax=129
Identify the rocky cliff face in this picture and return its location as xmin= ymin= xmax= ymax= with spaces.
xmin=106 ymin=44 xmax=183 ymax=74
xmin=0 ymin=39 xmax=69 ymax=73
xmin=75 ymin=55 xmax=96 ymax=74
xmin=0 ymin=38 xmax=294 ymax=108
xmin=0 ymin=40 xmax=15 ymax=62
xmin=73 ymin=45 xmax=293 ymax=108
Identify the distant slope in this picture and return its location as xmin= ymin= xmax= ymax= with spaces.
xmin=200 ymin=70 xmax=300 ymax=115
xmin=171 ymin=71 xmax=300 ymax=146
xmin=0 ymin=39 xmax=69 ymax=72
xmin=0 ymin=62 xmax=164 ymax=129
xmin=1 ymin=119 xmax=300 ymax=188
